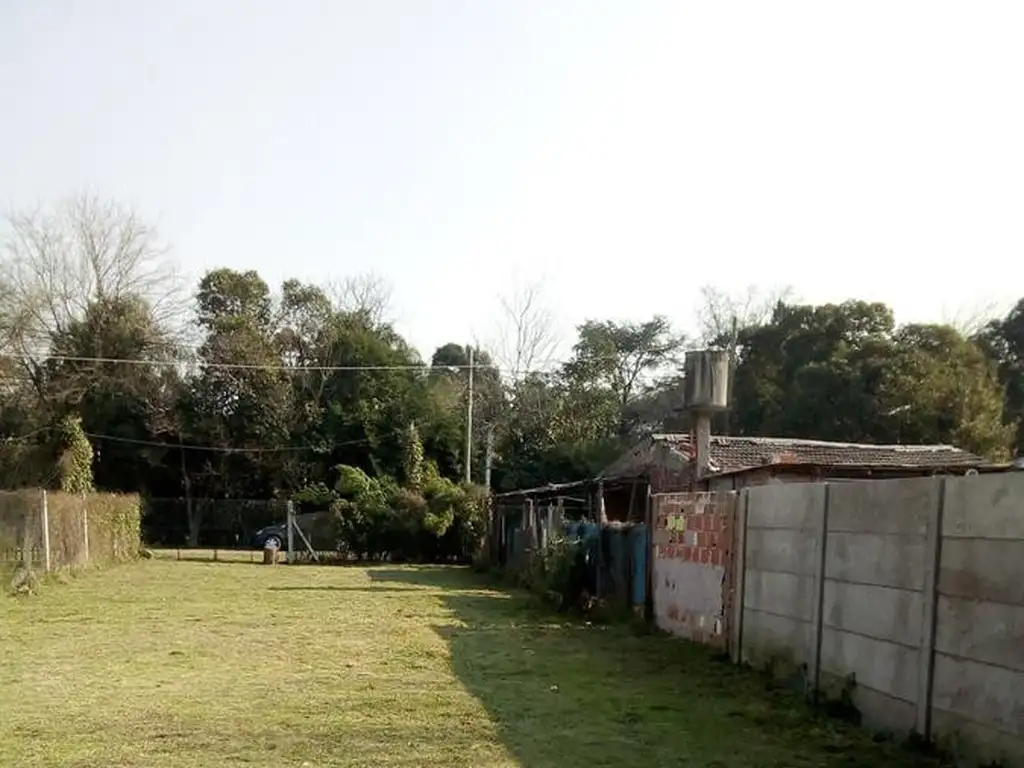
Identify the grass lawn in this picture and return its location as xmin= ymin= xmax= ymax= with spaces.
xmin=0 ymin=558 xmax=946 ymax=768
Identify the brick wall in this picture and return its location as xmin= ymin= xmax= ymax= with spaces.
xmin=651 ymin=492 xmax=738 ymax=649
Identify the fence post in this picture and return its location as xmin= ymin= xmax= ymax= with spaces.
xmin=730 ymin=489 xmax=750 ymax=664
xmin=81 ymin=492 xmax=90 ymax=565
xmin=807 ymin=483 xmax=831 ymax=701
xmin=286 ymin=500 xmax=296 ymax=564
xmin=916 ymin=476 xmax=947 ymax=739
xmin=40 ymin=489 xmax=51 ymax=573
xmin=595 ymin=480 xmax=605 ymax=598
xmin=644 ymin=486 xmax=654 ymax=623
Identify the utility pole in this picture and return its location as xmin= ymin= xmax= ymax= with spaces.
xmin=483 ymin=423 xmax=494 ymax=491
xmin=464 ymin=346 xmax=474 ymax=484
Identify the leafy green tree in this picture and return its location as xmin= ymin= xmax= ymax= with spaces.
xmin=883 ymin=324 xmax=1013 ymax=460
xmin=401 ymin=422 xmax=425 ymax=491
xmin=563 ymin=316 xmax=685 ymax=413
xmin=182 ymin=269 xmax=292 ymax=507
xmin=728 ymin=300 xmax=1012 ymax=460
xmin=976 ymin=298 xmax=1024 ymax=457
xmin=45 ymin=294 xmax=180 ymax=493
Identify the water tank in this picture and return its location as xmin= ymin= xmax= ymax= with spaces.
xmin=684 ymin=350 xmax=731 ymax=412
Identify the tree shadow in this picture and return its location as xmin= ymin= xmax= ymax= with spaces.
xmin=369 ymin=568 xmax=946 ymax=768
xmin=267 ymin=585 xmax=423 ymax=593
xmin=367 ymin=565 xmax=480 ymax=589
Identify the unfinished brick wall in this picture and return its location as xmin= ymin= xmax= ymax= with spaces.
xmin=653 ymin=492 xmax=734 ymax=565
xmin=651 ymin=492 xmax=737 ymax=649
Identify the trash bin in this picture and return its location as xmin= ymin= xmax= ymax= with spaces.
xmin=263 ymin=542 xmax=279 ymax=565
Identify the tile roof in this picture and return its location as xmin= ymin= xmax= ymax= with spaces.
xmin=649 ymin=433 xmax=985 ymax=473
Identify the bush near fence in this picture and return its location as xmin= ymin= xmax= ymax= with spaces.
xmin=1 ymin=490 xmax=141 ymax=583
xmin=494 ymin=507 xmax=649 ymax=613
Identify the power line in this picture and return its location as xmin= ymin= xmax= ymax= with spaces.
xmin=0 ymin=350 xmax=595 ymax=376
xmin=80 ymin=430 xmax=413 ymax=454
xmin=0 ymin=349 xmax=687 ymax=375
xmin=0 ymin=352 xmax=484 ymax=373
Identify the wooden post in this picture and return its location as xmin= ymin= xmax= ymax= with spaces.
xmin=644 ymin=484 xmax=654 ymax=623
xmin=595 ymin=480 xmax=605 ymax=598
xmin=81 ymin=492 xmax=90 ymax=565
xmin=40 ymin=489 xmax=51 ymax=573
xmin=527 ymin=498 xmax=537 ymax=551
xmin=286 ymin=500 xmax=296 ymax=564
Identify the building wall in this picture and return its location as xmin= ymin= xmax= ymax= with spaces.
xmin=736 ymin=473 xmax=1024 ymax=767
xmin=706 ymin=467 xmax=815 ymax=493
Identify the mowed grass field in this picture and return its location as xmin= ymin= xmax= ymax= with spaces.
xmin=0 ymin=559 xmax=946 ymax=768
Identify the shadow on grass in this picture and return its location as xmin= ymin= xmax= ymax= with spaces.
xmin=367 ymin=565 xmax=480 ymax=589
xmin=267 ymin=585 xmax=424 ymax=593
xmin=370 ymin=567 xmax=947 ymax=768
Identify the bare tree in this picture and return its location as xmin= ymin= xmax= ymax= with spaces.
xmin=694 ymin=283 xmax=796 ymax=352
xmin=325 ymin=272 xmax=394 ymax=325
xmin=491 ymin=281 xmax=559 ymax=383
xmin=940 ymin=299 xmax=1007 ymax=338
xmin=0 ymin=194 xmax=187 ymax=368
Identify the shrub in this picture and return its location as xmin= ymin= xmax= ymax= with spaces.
xmin=57 ymin=415 xmax=94 ymax=494
xmin=523 ymin=534 xmax=588 ymax=610
xmin=326 ymin=463 xmax=486 ymax=562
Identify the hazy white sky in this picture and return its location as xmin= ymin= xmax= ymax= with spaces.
xmin=2 ymin=1 xmax=1022 ymax=361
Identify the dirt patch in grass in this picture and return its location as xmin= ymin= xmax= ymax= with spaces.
xmin=0 ymin=561 xmax=946 ymax=767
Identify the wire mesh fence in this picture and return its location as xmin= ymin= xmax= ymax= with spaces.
xmin=1 ymin=489 xmax=141 ymax=579
xmin=142 ymin=498 xmax=291 ymax=549
xmin=0 ymin=490 xmax=45 ymax=572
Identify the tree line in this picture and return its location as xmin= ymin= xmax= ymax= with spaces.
xmin=1 ymin=196 xmax=1022 ymax=554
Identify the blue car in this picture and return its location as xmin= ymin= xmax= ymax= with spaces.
xmin=252 ymin=523 xmax=287 ymax=550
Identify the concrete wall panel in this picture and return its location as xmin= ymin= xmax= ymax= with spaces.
xmin=826 ymin=531 xmax=926 ymax=590
xmin=823 ymin=580 xmax=923 ymax=648
xmin=932 ymin=652 xmax=1024 ymax=737
xmin=934 ymin=595 xmax=1024 ymax=674
xmin=746 ymin=482 xmax=825 ymax=531
xmin=741 ymin=607 xmax=813 ymax=667
xmin=939 ymin=538 xmax=1024 ymax=606
xmin=943 ymin=473 xmax=1024 ymax=539
xmin=744 ymin=568 xmax=816 ymax=623
xmin=819 ymin=627 xmax=919 ymax=704
xmin=745 ymin=527 xmax=817 ymax=576
xmin=827 ymin=476 xmax=937 ymax=535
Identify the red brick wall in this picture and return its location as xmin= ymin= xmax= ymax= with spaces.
xmin=651 ymin=492 xmax=738 ymax=649
xmin=652 ymin=492 xmax=735 ymax=566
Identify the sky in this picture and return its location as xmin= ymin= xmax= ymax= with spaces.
xmin=1 ymin=1 xmax=1022 ymax=363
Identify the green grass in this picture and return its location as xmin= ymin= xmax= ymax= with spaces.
xmin=0 ymin=559 xmax=946 ymax=767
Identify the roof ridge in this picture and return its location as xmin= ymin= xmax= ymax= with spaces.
xmin=651 ymin=433 xmax=967 ymax=453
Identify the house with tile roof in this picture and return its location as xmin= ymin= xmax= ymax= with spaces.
xmin=492 ymin=432 xmax=993 ymax=523
xmin=594 ymin=432 xmax=989 ymax=521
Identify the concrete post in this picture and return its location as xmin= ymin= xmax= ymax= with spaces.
xmin=40 ymin=489 xmax=51 ymax=573
xmin=916 ymin=476 xmax=947 ymax=739
xmin=807 ymin=484 xmax=831 ymax=701
xmin=730 ymin=489 xmax=750 ymax=664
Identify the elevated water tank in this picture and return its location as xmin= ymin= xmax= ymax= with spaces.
xmin=683 ymin=350 xmax=731 ymax=412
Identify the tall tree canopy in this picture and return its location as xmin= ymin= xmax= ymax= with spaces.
xmin=2 ymin=197 xmax=1020 ymax=550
